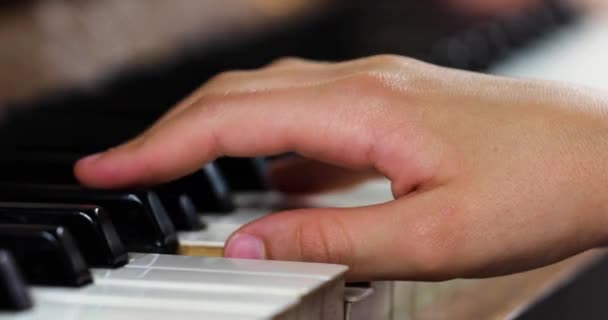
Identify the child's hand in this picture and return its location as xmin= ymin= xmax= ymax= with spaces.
xmin=75 ymin=56 xmax=608 ymax=281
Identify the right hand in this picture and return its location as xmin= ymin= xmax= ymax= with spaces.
xmin=75 ymin=55 xmax=608 ymax=281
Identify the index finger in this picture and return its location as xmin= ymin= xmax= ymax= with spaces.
xmin=74 ymin=77 xmax=415 ymax=189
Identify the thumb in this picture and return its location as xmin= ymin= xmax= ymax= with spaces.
xmin=224 ymin=188 xmax=463 ymax=281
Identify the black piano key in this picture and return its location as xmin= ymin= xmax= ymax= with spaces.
xmin=483 ymin=21 xmax=512 ymax=61
xmin=0 ymin=183 xmax=178 ymax=254
xmin=216 ymin=157 xmax=270 ymax=191
xmin=459 ymin=30 xmax=492 ymax=71
xmin=153 ymin=190 xmax=204 ymax=230
xmin=0 ymin=225 xmax=92 ymax=287
xmin=0 ymin=250 xmax=32 ymax=311
xmin=549 ymin=0 xmax=577 ymax=25
xmin=0 ymin=151 xmax=210 ymax=229
xmin=430 ymin=37 xmax=475 ymax=70
xmin=501 ymin=12 xmax=541 ymax=48
xmin=0 ymin=202 xmax=128 ymax=268
xmin=163 ymin=163 xmax=234 ymax=213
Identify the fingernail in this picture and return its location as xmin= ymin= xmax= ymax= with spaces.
xmin=224 ymin=234 xmax=266 ymax=260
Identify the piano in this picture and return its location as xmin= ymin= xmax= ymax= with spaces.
xmin=0 ymin=0 xmax=607 ymax=319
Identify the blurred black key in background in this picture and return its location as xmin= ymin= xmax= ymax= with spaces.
xmin=162 ymin=163 xmax=234 ymax=213
xmin=0 ymin=151 xmax=231 ymax=221
xmin=0 ymin=225 xmax=92 ymax=287
xmin=0 ymin=250 xmax=32 ymax=311
xmin=153 ymin=189 xmax=204 ymax=231
xmin=0 ymin=184 xmax=178 ymax=254
xmin=216 ymin=157 xmax=269 ymax=192
xmin=0 ymin=202 xmax=128 ymax=268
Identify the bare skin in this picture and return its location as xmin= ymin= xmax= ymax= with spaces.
xmin=75 ymin=55 xmax=608 ymax=282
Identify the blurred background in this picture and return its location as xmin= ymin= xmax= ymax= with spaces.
xmin=0 ymin=0 xmax=604 ymax=153
xmin=0 ymin=0 xmax=599 ymax=105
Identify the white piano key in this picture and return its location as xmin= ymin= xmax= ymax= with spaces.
xmin=178 ymin=221 xmax=253 ymax=249
xmin=0 ymin=301 xmax=257 ymax=320
xmin=122 ymin=254 xmax=347 ymax=319
xmin=227 ymin=181 xmax=393 ymax=211
xmin=42 ymin=282 xmax=293 ymax=307
xmin=32 ymin=285 xmax=295 ymax=317
xmin=96 ymin=254 xmax=345 ymax=320
xmin=179 ymin=205 xmax=271 ymax=248
xmin=92 ymin=267 xmax=330 ymax=296
xmin=308 ymin=179 xmax=394 ymax=208
xmin=126 ymin=253 xmax=347 ymax=280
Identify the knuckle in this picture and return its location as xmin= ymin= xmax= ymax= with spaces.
xmin=207 ymin=70 xmax=247 ymax=85
xmin=296 ymin=214 xmax=354 ymax=266
xmin=369 ymin=54 xmax=413 ymax=68
xmin=190 ymin=93 xmax=225 ymax=112
xmin=331 ymin=72 xmax=397 ymax=126
xmin=334 ymin=72 xmax=402 ymax=114
xmin=337 ymin=72 xmax=390 ymax=95
xmin=337 ymin=57 xmax=428 ymax=105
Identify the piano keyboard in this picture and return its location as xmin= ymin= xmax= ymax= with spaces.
xmin=0 ymin=253 xmax=346 ymax=320
xmin=1 ymin=1 xmax=604 ymax=319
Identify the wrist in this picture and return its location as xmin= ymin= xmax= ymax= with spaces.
xmin=583 ymin=102 xmax=608 ymax=244
xmin=598 ymin=112 xmax=608 ymax=236
xmin=553 ymin=93 xmax=608 ymax=245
